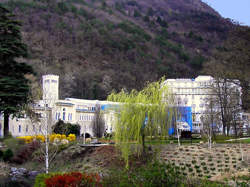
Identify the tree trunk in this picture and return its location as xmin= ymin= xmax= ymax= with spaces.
xmin=4 ymin=112 xmax=10 ymax=137
xmin=142 ymin=132 xmax=145 ymax=154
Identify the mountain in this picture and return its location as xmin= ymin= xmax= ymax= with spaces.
xmin=0 ymin=0 xmax=234 ymax=99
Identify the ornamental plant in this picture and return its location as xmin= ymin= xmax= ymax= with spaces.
xmin=18 ymin=134 xmax=76 ymax=144
xmin=107 ymin=78 xmax=175 ymax=168
xmin=44 ymin=172 xmax=102 ymax=187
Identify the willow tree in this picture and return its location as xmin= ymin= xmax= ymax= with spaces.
xmin=107 ymin=78 xmax=175 ymax=168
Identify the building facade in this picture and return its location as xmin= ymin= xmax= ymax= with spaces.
xmin=0 ymin=75 xmax=116 ymax=137
xmin=163 ymin=75 xmax=243 ymax=133
xmin=0 ymin=75 xmax=245 ymax=137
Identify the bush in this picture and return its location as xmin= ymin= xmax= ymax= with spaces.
xmin=52 ymin=120 xmax=80 ymax=136
xmin=12 ymin=141 xmax=40 ymax=164
xmin=3 ymin=149 xmax=13 ymax=162
xmin=103 ymin=161 xmax=184 ymax=186
xmin=35 ymin=172 xmax=101 ymax=187
xmin=0 ymin=149 xmax=3 ymax=160
xmin=34 ymin=173 xmax=58 ymax=187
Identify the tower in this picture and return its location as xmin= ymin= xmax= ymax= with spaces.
xmin=42 ymin=74 xmax=59 ymax=102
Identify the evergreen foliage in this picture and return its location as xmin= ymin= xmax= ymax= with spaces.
xmin=107 ymin=78 xmax=175 ymax=168
xmin=0 ymin=5 xmax=33 ymax=137
xmin=52 ymin=120 xmax=80 ymax=136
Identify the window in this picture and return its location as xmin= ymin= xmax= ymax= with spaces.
xmin=19 ymin=125 xmax=21 ymax=133
xmin=52 ymin=80 xmax=57 ymax=83
xmin=68 ymin=113 xmax=72 ymax=121
xmin=63 ymin=108 xmax=66 ymax=120
xmin=39 ymin=125 xmax=41 ymax=132
xmin=26 ymin=125 xmax=28 ymax=133
xmin=45 ymin=80 xmax=50 ymax=83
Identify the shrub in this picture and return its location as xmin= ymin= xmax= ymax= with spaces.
xmin=52 ymin=120 xmax=80 ymax=136
xmin=0 ymin=149 xmax=3 ymax=160
xmin=45 ymin=172 xmax=101 ymax=187
xmin=203 ymin=167 xmax=207 ymax=170
xmin=12 ymin=141 xmax=40 ymax=164
xmin=3 ymin=149 xmax=13 ymax=162
xmin=188 ymin=168 xmax=193 ymax=172
xmin=103 ymin=161 xmax=184 ymax=186
xmin=201 ymin=162 xmax=206 ymax=166
xmin=34 ymin=173 xmax=58 ymax=187
xmin=194 ymin=165 xmax=200 ymax=169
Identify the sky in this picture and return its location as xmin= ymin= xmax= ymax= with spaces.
xmin=202 ymin=0 xmax=250 ymax=26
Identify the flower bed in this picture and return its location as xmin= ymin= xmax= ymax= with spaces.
xmin=35 ymin=172 xmax=101 ymax=187
xmin=18 ymin=134 xmax=76 ymax=144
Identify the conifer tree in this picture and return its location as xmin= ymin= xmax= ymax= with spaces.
xmin=0 ymin=5 xmax=33 ymax=137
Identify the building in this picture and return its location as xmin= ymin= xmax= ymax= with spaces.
xmin=0 ymin=75 xmax=116 ymax=137
xmin=163 ymin=76 xmax=242 ymax=133
xmin=0 ymin=75 xmax=244 ymax=137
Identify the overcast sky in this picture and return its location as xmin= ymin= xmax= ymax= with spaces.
xmin=202 ymin=0 xmax=250 ymax=26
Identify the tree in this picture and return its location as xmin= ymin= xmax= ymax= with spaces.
xmin=107 ymin=78 xmax=174 ymax=168
xmin=0 ymin=5 xmax=33 ymax=137
xmin=91 ymin=104 xmax=105 ymax=138
xmin=52 ymin=120 xmax=80 ymax=136
xmin=204 ymin=26 xmax=250 ymax=112
xmin=201 ymin=96 xmax=219 ymax=149
xmin=206 ymin=77 xmax=241 ymax=136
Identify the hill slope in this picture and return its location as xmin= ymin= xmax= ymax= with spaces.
xmin=1 ymin=0 xmax=233 ymax=99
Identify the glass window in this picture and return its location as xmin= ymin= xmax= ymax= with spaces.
xmin=19 ymin=125 xmax=21 ymax=133
xmin=63 ymin=112 xmax=65 ymax=120
xmin=26 ymin=125 xmax=28 ymax=133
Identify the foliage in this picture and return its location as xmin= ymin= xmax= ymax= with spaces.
xmin=35 ymin=172 xmax=101 ymax=187
xmin=0 ymin=5 xmax=34 ymax=137
xmin=107 ymin=78 xmax=174 ymax=168
xmin=102 ymin=161 xmax=182 ymax=186
xmin=34 ymin=173 xmax=58 ymax=187
xmin=3 ymin=148 xmax=13 ymax=162
xmin=52 ymin=120 xmax=80 ymax=136
xmin=0 ymin=149 xmax=3 ymax=160
xmin=18 ymin=134 xmax=76 ymax=144
xmin=11 ymin=140 xmax=40 ymax=164
xmin=204 ymin=27 xmax=250 ymax=111
xmin=0 ymin=0 xmax=235 ymax=102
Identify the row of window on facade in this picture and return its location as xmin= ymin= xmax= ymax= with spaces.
xmin=172 ymin=88 xmax=212 ymax=95
xmin=169 ymin=82 xmax=211 ymax=87
xmin=76 ymin=105 xmax=96 ymax=112
xmin=55 ymin=112 xmax=73 ymax=121
xmin=79 ymin=114 xmax=94 ymax=121
xmin=44 ymin=80 xmax=57 ymax=83
xmin=13 ymin=124 xmax=43 ymax=134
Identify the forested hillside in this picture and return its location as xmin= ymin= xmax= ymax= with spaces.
xmin=1 ymin=0 xmax=234 ymax=99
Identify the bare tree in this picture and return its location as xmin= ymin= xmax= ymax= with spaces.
xmin=26 ymin=88 xmax=58 ymax=173
xmin=92 ymin=104 xmax=105 ymax=138
xmin=201 ymin=96 xmax=219 ymax=149
xmin=209 ymin=78 xmax=241 ymax=136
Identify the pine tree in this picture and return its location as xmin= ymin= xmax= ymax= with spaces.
xmin=0 ymin=5 xmax=33 ymax=137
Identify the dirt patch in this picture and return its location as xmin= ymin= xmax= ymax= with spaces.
xmin=0 ymin=162 xmax=10 ymax=177
xmin=90 ymin=146 xmax=124 ymax=168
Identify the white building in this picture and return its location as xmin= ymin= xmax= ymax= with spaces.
xmin=163 ymin=76 xmax=242 ymax=133
xmin=0 ymin=74 xmax=116 ymax=138
xmin=0 ymin=75 xmax=245 ymax=137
